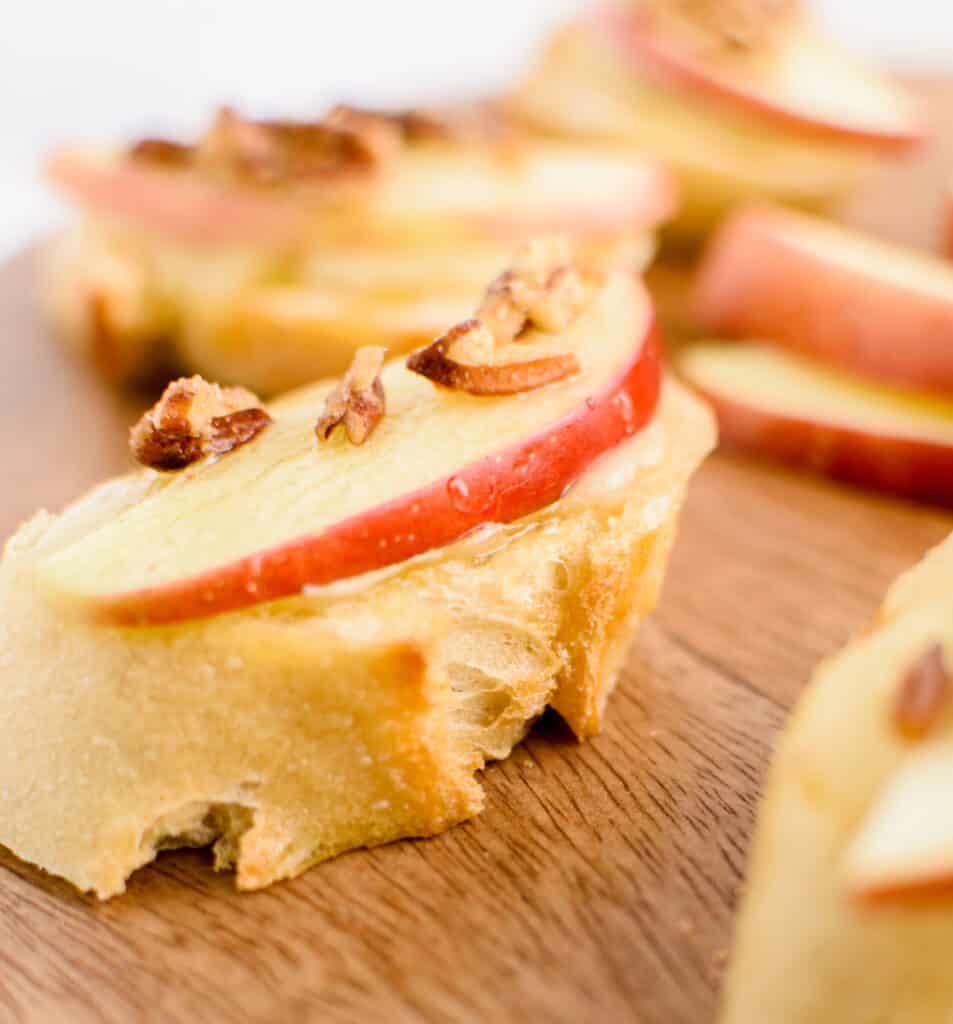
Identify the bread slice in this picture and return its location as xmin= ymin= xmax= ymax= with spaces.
xmin=0 ymin=377 xmax=713 ymax=899
xmin=722 ymin=530 xmax=953 ymax=1023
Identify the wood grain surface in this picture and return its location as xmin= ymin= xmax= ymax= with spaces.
xmin=1 ymin=83 xmax=952 ymax=1024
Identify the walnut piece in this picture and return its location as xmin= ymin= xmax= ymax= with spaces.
xmin=131 ymin=376 xmax=272 ymax=471
xmin=315 ymin=346 xmax=387 ymax=446
xmin=407 ymin=237 xmax=590 ymax=396
xmin=893 ymin=644 xmax=951 ymax=740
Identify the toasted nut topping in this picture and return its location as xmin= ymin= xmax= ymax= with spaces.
xmin=316 ymin=346 xmax=387 ymax=446
xmin=893 ymin=644 xmax=950 ymax=740
xmin=197 ymin=106 xmax=401 ymax=185
xmin=127 ymin=103 xmax=518 ymax=185
xmin=128 ymin=138 xmax=192 ymax=167
xmin=130 ymin=106 xmax=402 ymax=186
xmin=384 ymin=102 xmax=515 ymax=146
xmin=642 ymin=0 xmax=800 ymax=53
xmin=478 ymin=237 xmax=589 ymax=344
xmin=131 ymin=376 xmax=271 ymax=471
xmin=476 ymin=272 xmax=530 ymax=344
xmin=407 ymin=238 xmax=590 ymax=396
xmin=407 ymin=320 xmax=580 ymax=396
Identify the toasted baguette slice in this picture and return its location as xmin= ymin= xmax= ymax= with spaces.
xmin=722 ymin=530 xmax=953 ymax=1023
xmin=0 ymin=377 xmax=713 ymax=899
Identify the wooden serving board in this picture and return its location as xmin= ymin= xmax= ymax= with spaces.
xmin=1 ymin=83 xmax=952 ymax=1024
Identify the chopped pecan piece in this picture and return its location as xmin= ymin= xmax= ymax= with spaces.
xmin=316 ymin=346 xmax=387 ymax=445
xmin=476 ymin=272 xmax=530 ymax=344
xmin=477 ymin=237 xmax=590 ymax=344
xmin=327 ymin=102 xmax=513 ymax=148
xmin=131 ymin=376 xmax=271 ymax=471
xmin=407 ymin=238 xmax=592 ymax=396
xmin=126 ymin=102 xmax=513 ymax=188
xmin=190 ymin=106 xmax=398 ymax=187
xmin=893 ymin=644 xmax=951 ymax=740
xmin=128 ymin=137 xmax=193 ymax=167
xmin=324 ymin=106 xmax=405 ymax=161
xmin=407 ymin=319 xmax=579 ymax=396
xmin=647 ymin=0 xmax=801 ymax=54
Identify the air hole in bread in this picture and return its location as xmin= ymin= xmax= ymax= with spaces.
xmin=442 ymin=620 xmax=561 ymax=764
xmin=140 ymin=796 xmax=258 ymax=871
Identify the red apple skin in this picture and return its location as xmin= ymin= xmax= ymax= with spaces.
xmin=95 ymin=319 xmax=662 ymax=627
xmin=48 ymin=148 xmax=677 ymax=248
xmin=596 ymin=8 xmax=924 ymax=150
xmin=853 ymin=873 xmax=953 ymax=907
xmin=693 ymin=207 xmax=953 ymax=395
xmin=46 ymin=149 xmax=303 ymax=248
xmin=698 ymin=386 xmax=953 ymax=506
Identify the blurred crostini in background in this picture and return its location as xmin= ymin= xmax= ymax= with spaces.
xmin=42 ymin=104 xmax=676 ymax=395
xmin=509 ymin=0 xmax=925 ymax=242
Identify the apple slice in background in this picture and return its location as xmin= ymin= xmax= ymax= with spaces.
xmin=46 ymin=147 xmax=308 ymax=248
xmin=693 ymin=207 xmax=953 ymax=395
xmin=677 ymin=343 xmax=953 ymax=504
xmin=180 ymin=285 xmax=478 ymax=398
xmin=47 ymin=143 xmax=677 ymax=249
xmin=181 ymin=235 xmax=657 ymax=396
xmin=37 ymin=271 xmax=662 ymax=626
xmin=508 ymin=20 xmax=911 ymax=240
xmin=845 ymin=746 xmax=953 ymax=904
xmin=599 ymin=7 xmax=924 ymax=149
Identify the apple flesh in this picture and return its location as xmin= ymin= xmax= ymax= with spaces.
xmin=678 ymin=343 xmax=953 ymax=504
xmin=180 ymin=284 xmax=476 ymax=397
xmin=693 ymin=207 xmax=953 ymax=395
xmin=179 ymin=235 xmax=657 ymax=395
xmin=598 ymin=8 xmax=924 ymax=148
xmin=845 ymin=746 xmax=953 ymax=904
xmin=37 ymin=271 xmax=662 ymax=625
xmin=48 ymin=143 xmax=677 ymax=248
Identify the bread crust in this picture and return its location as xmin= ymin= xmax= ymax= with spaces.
xmin=722 ymin=531 xmax=953 ymax=1023
xmin=0 ymin=379 xmax=713 ymax=898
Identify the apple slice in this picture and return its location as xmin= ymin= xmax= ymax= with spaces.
xmin=599 ymin=8 xmax=924 ymax=148
xmin=510 ymin=22 xmax=889 ymax=238
xmin=693 ymin=207 xmax=953 ymax=395
xmin=180 ymin=285 xmax=475 ymax=397
xmin=845 ymin=746 xmax=953 ymax=904
xmin=48 ymin=143 xmax=676 ymax=248
xmin=179 ymin=235 xmax=658 ymax=395
xmin=677 ymin=342 xmax=953 ymax=504
xmin=37 ymin=271 xmax=661 ymax=625
xmin=46 ymin=147 xmax=308 ymax=248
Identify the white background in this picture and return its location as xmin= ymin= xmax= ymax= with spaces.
xmin=1 ymin=0 xmax=949 ymax=259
